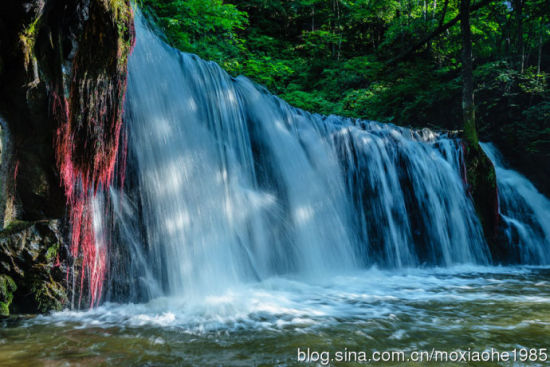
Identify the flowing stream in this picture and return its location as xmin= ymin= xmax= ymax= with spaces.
xmin=0 ymin=11 xmax=549 ymax=367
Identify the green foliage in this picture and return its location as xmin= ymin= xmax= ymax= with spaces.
xmin=45 ymin=243 xmax=60 ymax=262
xmin=280 ymin=90 xmax=343 ymax=116
xmin=240 ymin=57 xmax=295 ymax=92
xmin=140 ymin=0 xmax=549 ymax=173
xmin=140 ymin=0 xmax=248 ymax=65
xmin=475 ymin=61 xmax=549 ymax=161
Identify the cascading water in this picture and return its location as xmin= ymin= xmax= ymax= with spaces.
xmin=481 ymin=143 xmax=550 ymax=264
xmin=117 ymin=12 xmax=358 ymax=300
xmin=332 ymin=125 xmax=489 ymax=267
xmin=5 ymin=10 xmax=550 ymax=367
xmin=107 ymin=12 xmax=497 ymax=302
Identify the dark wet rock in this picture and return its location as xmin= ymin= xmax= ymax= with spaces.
xmin=462 ymin=141 xmax=500 ymax=261
xmin=0 ymin=0 xmax=133 ymax=313
xmin=0 ymin=274 xmax=17 ymax=316
xmin=0 ymin=220 xmax=68 ymax=315
xmin=0 ymin=0 xmax=134 ymax=224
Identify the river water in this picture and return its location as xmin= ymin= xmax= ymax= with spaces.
xmin=2 ymin=266 xmax=549 ymax=366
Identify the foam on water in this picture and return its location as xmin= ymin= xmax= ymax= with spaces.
xmin=34 ymin=266 xmax=550 ymax=334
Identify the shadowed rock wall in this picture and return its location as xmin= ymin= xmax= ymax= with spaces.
xmin=0 ymin=0 xmax=133 ymax=315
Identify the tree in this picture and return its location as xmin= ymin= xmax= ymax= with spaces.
xmin=460 ymin=0 xmax=478 ymax=144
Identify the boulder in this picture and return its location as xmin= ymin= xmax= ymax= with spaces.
xmin=0 ymin=220 xmax=69 ymax=315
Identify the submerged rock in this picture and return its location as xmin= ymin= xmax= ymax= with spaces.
xmin=0 ymin=220 xmax=68 ymax=315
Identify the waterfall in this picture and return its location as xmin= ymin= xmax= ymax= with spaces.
xmin=481 ymin=143 xmax=550 ymax=264
xmin=107 ymin=12 xmax=501 ymax=302
xmin=0 ymin=116 xmax=13 ymax=228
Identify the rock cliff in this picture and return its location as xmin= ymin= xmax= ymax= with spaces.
xmin=0 ymin=0 xmax=133 ymax=315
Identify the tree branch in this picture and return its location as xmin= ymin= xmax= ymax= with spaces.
xmin=387 ymin=0 xmax=493 ymax=65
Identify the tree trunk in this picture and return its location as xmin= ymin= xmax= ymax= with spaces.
xmin=336 ymin=0 xmax=342 ymax=60
xmin=460 ymin=0 xmax=477 ymax=144
xmin=312 ymin=6 xmax=315 ymax=31
xmin=514 ymin=0 xmax=525 ymax=72
xmin=424 ymin=0 xmax=427 ymax=21
xmin=538 ymin=22 xmax=543 ymax=74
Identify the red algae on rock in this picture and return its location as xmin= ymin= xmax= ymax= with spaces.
xmin=51 ymin=0 xmax=134 ymax=307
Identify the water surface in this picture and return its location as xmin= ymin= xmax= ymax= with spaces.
xmin=2 ymin=266 xmax=549 ymax=366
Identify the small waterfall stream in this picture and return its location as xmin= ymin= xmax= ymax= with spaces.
xmin=481 ymin=143 xmax=550 ymax=264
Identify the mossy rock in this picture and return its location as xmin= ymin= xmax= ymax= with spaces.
xmin=31 ymin=277 xmax=68 ymax=313
xmin=0 ymin=220 xmax=35 ymax=238
xmin=463 ymin=141 xmax=500 ymax=259
xmin=0 ymin=302 xmax=9 ymax=316
xmin=0 ymin=275 xmax=17 ymax=316
xmin=45 ymin=242 xmax=60 ymax=262
xmin=0 ymin=220 xmax=69 ymax=314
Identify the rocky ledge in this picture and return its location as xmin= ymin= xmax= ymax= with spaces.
xmin=0 ymin=220 xmax=68 ymax=315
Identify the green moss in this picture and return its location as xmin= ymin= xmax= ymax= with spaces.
xmin=464 ymin=124 xmax=479 ymax=146
xmin=19 ymin=15 xmax=42 ymax=69
xmin=45 ymin=243 xmax=60 ymax=262
xmin=0 ymin=275 xmax=16 ymax=299
xmin=114 ymin=1 xmax=133 ymax=69
xmin=0 ymin=275 xmax=17 ymax=316
xmin=0 ymin=220 xmax=35 ymax=238
xmin=32 ymin=279 xmax=67 ymax=313
xmin=464 ymin=141 xmax=499 ymax=255
xmin=109 ymin=0 xmax=130 ymax=21
xmin=0 ymin=302 xmax=9 ymax=316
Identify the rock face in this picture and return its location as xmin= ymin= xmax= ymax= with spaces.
xmin=0 ymin=0 xmax=134 ymax=222
xmin=0 ymin=0 xmax=133 ymax=315
xmin=0 ymin=274 xmax=17 ymax=316
xmin=0 ymin=220 xmax=68 ymax=314
xmin=462 ymin=141 xmax=501 ymax=261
